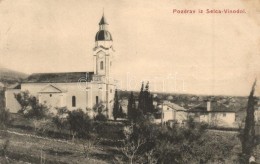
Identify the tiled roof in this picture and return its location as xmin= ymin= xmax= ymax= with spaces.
xmin=163 ymin=101 xmax=187 ymax=111
xmin=23 ymin=72 xmax=94 ymax=83
xmin=188 ymin=102 xmax=235 ymax=113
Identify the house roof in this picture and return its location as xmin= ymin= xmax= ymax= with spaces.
xmin=163 ymin=102 xmax=187 ymax=111
xmin=188 ymin=101 xmax=235 ymax=113
xmin=23 ymin=72 xmax=94 ymax=83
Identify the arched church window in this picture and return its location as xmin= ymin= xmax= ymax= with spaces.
xmin=72 ymin=96 xmax=76 ymax=107
xmin=100 ymin=61 xmax=104 ymax=70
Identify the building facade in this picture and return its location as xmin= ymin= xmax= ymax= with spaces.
xmin=5 ymin=14 xmax=116 ymax=119
xmin=155 ymin=101 xmax=188 ymax=124
xmin=188 ymin=101 xmax=236 ymax=128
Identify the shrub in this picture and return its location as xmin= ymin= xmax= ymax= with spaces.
xmin=32 ymin=118 xmax=53 ymax=134
xmin=0 ymin=108 xmax=11 ymax=127
xmin=67 ymin=109 xmax=92 ymax=140
xmin=25 ymin=103 xmax=49 ymax=119
xmin=52 ymin=107 xmax=69 ymax=132
xmin=15 ymin=91 xmax=49 ymax=119
xmin=94 ymin=113 xmax=107 ymax=122
xmin=2 ymin=139 xmax=9 ymax=157
xmin=0 ymin=131 xmax=10 ymax=157
xmin=153 ymin=122 xmax=238 ymax=163
xmin=121 ymin=117 xmax=238 ymax=164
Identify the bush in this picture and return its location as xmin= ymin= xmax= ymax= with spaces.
xmin=119 ymin=116 xmax=239 ymax=164
xmin=32 ymin=118 xmax=53 ymax=134
xmin=94 ymin=113 xmax=107 ymax=122
xmin=0 ymin=130 xmax=10 ymax=157
xmin=52 ymin=107 xmax=69 ymax=132
xmin=0 ymin=108 xmax=11 ymax=127
xmin=93 ymin=121 xmax=125 ymax=140
xmin=67 ymin=109 xmax=92 ymax=139
xmin=25 ymin=103 xmax=49 ymax=119
xmin=15 ymin=91 xmax=49 ymax=119
xmin=153 ymin=121 xmax=238 ymax=163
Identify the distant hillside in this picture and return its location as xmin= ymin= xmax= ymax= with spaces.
xmin=0 ymin=66 xmax=28 ymax=85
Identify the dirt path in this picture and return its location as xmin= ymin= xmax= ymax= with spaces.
xmin=0 ymin=129 xmax=74 ymax=145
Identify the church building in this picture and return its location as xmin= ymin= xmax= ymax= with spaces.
xmin=5 ymin=14 xmax=116 ymax=119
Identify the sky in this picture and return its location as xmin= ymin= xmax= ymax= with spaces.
xmin=0 ymin=0 xmax=259 ymax=96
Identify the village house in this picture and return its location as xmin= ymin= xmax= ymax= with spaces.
xmin=255 ymin=107 xmax=260 ymax=122
xmin=5 ymin=14 xmax=116 ymax=119
xmin=188 ymin=101 xmax=236 ymax=128
xmin=255 ymin=108 xmax=260 ymax=137
xmin=155 ymin=101 xmax=188 ymax=124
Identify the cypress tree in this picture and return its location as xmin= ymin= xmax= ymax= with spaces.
xmin=143 ymin=82 xmax=149 ymax=114
xmin=149 ymin=94 xmax=154 ymax=113
xmin=113 ymin=89 xmax=120 ymax=120
xmin=137 ymin=82 xmax=155 ymax=115
xmin=138 ymin=82 xmax=145 ymax=112
xmin=119 ymin=105 xmax=123 ymax=118
xmin=242 ymin=79 xmax=257 ymax=163
xmin=127 ymin=91 xmax=134 ymax=120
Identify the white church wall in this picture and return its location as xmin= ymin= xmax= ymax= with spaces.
xmin=21 ymin=82 xmax=89 ymax=112
xmin=87 ymin=82 xmax=115 ymax=118
xmin=20 ymin=82 xmax=114 ymax=117
xmin=39 ymin=93 xmax=66 ymax=113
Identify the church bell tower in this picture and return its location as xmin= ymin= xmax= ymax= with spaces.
xmin=92 ymin=13 xmax=115 ymax=119
xmin=93 ymin=13 xmax=114 ymax=78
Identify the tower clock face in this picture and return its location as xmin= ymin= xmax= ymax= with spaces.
xmin=98 ymin=52 xmax=105 ymax=59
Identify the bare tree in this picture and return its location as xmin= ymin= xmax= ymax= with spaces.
xmin=40 ymin=142 xmax=46 ymax=164
xmin=121 ymin=138 xmax=146 ymax=164
xmin=145 ymin=149 xmax=158 ymax=164
xmin=32 ymin=118 xmax=51 ymax=134
xmin=120 ymin=125 xmax=146 ymax=164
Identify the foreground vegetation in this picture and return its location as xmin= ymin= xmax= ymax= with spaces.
xmin=0 ymin=129 xmax=110 ymax=163
xmin=1 ymin=112 xmax=256 ymax=163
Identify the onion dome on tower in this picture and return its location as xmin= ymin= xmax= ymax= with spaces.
xmin=95 ymin=13 xmax=113 ymax=48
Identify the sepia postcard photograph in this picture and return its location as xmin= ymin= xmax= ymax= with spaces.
xmin=0 ymin=0 xmax=260 ymax=163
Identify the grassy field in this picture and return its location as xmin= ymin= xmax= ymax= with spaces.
xmin=0 ymin=114 xmax=126 ymax=163
xmin=1 ymin=122 xmax=260 ymax=163
xmin=0 ymin=129 xmax=122 ymax=164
